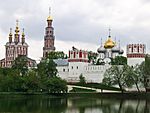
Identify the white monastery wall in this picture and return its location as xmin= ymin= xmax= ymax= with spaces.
xmin=127 ymin=58 xmax=145 ymax=66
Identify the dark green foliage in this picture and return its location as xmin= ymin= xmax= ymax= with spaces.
xmin=138 ymin=61 xmax=150 ymax=92
xmin=79 ymin=74 xmax=86 ymax=84
xmin=96 ymin=58 xmax=105 ymax=65
xmin=0 ymin=52 xmax=67 ymax=93
xmin=25 ymin=70 xmax=40 ymax=92
xmin=88 ymin=51 xmax=98 ymax=64
xmin=127 ymin=64 xmax=142 ymax=92
xmin=47 ymin=51 xmax=67 ymax=59
xmin=111 ymin=56 xmax=127 ymax=65
xmin=46 ymin=77 xmax=68 ymax=93
xmin=37 ymin=59 xmax=57 ymax=78
xmin=12 ymin=55 xmax=28 ymax=76
xmin=145 ymin=55 xmax=150 ymax=75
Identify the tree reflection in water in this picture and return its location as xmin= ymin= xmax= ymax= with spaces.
xmin=0 ymin=95 xmax=149 ymax=113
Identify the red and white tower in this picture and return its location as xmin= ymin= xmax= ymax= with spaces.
xmin=43 ymin=8 xmax=55 ymax=58
xmin=67 ymin=47 xmax=89 ymax=82
xmin=68 ymin=47 xmax=88 ymax=63
xmin=127 ymin=44 xmax=146 ymax=66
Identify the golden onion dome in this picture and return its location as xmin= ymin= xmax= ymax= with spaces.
xmin=104 ymin=37 xmax=115 ymax=48
xmin=15 ymin=20 xmax=20 ymax=34
xmin=47 ymin=16 xmax=53 ymax=21
xmin=15 ymin=27 xmax=19 ymax=33
xmin=9 ymin=32 xmax=12 ymax=37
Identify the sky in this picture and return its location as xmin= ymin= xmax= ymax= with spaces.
xmin=0 ymin=0 xmax=150 ymax=61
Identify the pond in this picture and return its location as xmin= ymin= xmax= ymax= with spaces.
xmin=0 ymin=95 xmax=149 ymax=113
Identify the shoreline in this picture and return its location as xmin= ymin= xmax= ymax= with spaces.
xmin=0 ymin=92 xmax=149 ymax=100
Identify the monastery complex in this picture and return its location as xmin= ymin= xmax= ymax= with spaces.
xmin=0 ymin=10 xmax=147 ymax=83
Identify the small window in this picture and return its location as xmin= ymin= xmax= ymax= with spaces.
xmin=77 ymin=66 xmax=78 ymax=69
xmin=72 ymin=66 xmax=73 ymax=69
xmin=63 ymin=69 xmax=65 ymax=72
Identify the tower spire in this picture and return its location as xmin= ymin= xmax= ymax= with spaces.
xmin=15 ymin=20 xmax=19 ymax=34
xmin=14 ymin=20 xmax=20 ymax=43
xmin=115 ymin=36 xmax=117 ymax=46
xmin=119 ymin=40 xmax=120 ymax=48
xmin=9 ymin=28 xmax=13 ymax=43
xmin=9 ymin=28 xmax=12 ymax=36
xmin=108 ymin=28 xmax=111 ymax=38
xmin=49 ymin=7 xmax=51 ymax=16
xmin=47 ymin=7 xmax=53 ymax=21
xmin=101 ymin=38 xmax=103 ymax=47
xmin=22 ymin=28 xmax=25 ymax=43
xmin=22 ymin=28 xmax=25 ymax=36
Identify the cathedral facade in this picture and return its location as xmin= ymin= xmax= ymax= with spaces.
xmin=0 ymin=21 xmax=36 ymax=68
xmin=97 ymin=32 xmax=124 ymax=64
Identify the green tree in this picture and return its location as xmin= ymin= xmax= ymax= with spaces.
xmin=47 ymin=51 xmax=67 ymax=59
xmin=37 ymin=52 xmax=58 ymax=91
xmin=79 ymin=74 xmax=86 ymax=84
xmin=138 ymin=62 xmax=149 ymax=92
xmin=12 ymin=55 xmax=28 ymax=76
xmin=88 ymin=51 xmax=98 ymax=64
xmin=37 ymin=59 xmax=57 ymax=78
xmin=103 ymin=65 xmax=131 ymax=93
xmin=46 ymin=77 xmax=67 ymax=93
xmin=25 ymin=69 xmax=39 ymax=92
xmin=128 ymin=65 xmax=141 ymax=92
xmin=38 ymin=55 xmax=69 ymax=93
xmin=131 ymin=55 xmax=150 ymax=92
xmin=111 ymin=56 xmax=127 ymax=65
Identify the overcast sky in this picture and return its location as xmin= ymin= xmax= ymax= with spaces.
xmin=0 ymin=0 xmax=150 ymax=61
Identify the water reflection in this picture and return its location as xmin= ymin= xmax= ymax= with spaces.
xmin=0 ymin=95 xmax=149 ymax=113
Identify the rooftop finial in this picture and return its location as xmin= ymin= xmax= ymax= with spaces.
xmin=9 ymin=28 xmax=12 ymax=37
xmin=101 ymin=38 xmax=103 ymax=47
xmin=15 ymin=20 xmax=19 ymax=33
xmin=49 ymin=7 xmax=51 ymax=16
xmin=22 ymin=28 xmax=25 ymax=37
xmin=119 ymin=40 xmax=120 ymax=48
xmin=115 ymin=36 xmax=117 ymax=45
xmin=16 ymin=20 xmax=19 ymax=27
xmin=47 ymin=7 xmax=53 ymax=21
xmin=10 ymin=28 xmax=12 ymax=33
xmin=108 ymin=27 xmax=111 ymax=37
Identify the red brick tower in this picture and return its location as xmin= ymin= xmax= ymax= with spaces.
xmin=43 ymin=8 xmax=55 ymax=58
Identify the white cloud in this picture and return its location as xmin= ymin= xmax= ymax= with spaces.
xmin=0 ymin=0 xmax=150 ymax=61
xmin=27 ymin=38 xmax=98 ymax=62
